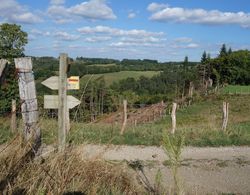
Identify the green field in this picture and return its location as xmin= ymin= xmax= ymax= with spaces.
xmin=1 ymin=94 xmax=249 ymax=147
xmin=222 ymin=85 xmax=250 ymax=94
xmin=81 ymin=71 xmax=161 ymax=86
xmin=87 ymin=63 xmax=117 ymax=67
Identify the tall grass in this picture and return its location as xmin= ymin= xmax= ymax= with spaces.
xmin=0 ymin=136 xmax=144 ymax=194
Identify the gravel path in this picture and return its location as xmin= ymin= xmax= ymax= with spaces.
xmin=80 ymin=144 xmax=250 ymax=161
xmin=78 ymin=145 xmax=250 ymax=194
xmin=39 ymin=145 xmax=250 ymax=194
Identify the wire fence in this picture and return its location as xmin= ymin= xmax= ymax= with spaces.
xmin=0 ymin=100 xmax=169 ymax=125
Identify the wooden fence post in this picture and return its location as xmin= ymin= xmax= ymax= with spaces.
xmin=11 ymin=99 xmax=16 ymax=133
xmin=120 ymin=99 xmax=127 ymax=135
xmin=58 ymin=53 xmax=68 ymax=152
xmin=14 ymin=57 xmax=40 ymax=144
xmin=171 ymin=103 xmax=177 ymax=134
xmin=222 ymin=102 xmax=229 ymax=131
xmin=0 ymin=59 xmax=8 ymax=78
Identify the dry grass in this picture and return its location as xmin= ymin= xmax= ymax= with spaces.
xmin=0 ymin=137 xmax=144 ymax=195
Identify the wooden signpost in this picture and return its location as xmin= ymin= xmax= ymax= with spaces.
xmin=44 ymin=95 xmax=81 ymax=109
xmin=42 ymin=53 xmax=80 ymax=151
xmin=42 ymin=76 xmax=80 ymax=90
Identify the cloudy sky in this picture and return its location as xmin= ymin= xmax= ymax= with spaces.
xmin=1 ymin=0 xmax=250 ymax=61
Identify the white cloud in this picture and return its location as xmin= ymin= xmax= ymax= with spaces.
xmin=69 ymin=0 xmax=116 ymax=20
xmin=0 ymin=0 xmax=42 ymax=24
xmin=128 ymin=12 xmax=136 ymax=19
xmin=85 ymin=36 xmax=111 ymax=42
xmin=148 ymin=3 xmax=250 ymax=28
xmin=120 ymin=36 xmax=163 ymax=43
xmin=50 ymin=0 xmax=65 ymax=5
xmin=174 ymin=37 xmax=192 ymax=43
xmin=31 ymin=29 xmax=50 ymax=36
xmin=147 ymin=2 xmax=169 ymax=12
xmin=48 ymin=0 xmax=116 ymax=23
xmin=110 ymin=42 xmax=165 ymax=48
xmin=54 ymin=31 xmax=80 ymax=41
xmin=171 ymin=43 xmax=199 ymax=49
xmin=77 ymin=25 xmax=164 ymax=37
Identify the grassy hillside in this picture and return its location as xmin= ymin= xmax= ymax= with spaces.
xmin=87 ymin=63 xmax=117 ymax=67
xmin=1 ymin=94 xmax=249 ymax=146
xmin=81 ymin=71 xmax=161 ymax=86
xmin=222 ymin=85 xmax=250 ymax=94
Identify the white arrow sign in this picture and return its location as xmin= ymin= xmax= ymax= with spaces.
xmin=42 ymin=76 xmax=80 ymax=90
xmin=44 ymin=95 xmax=81 ymax=109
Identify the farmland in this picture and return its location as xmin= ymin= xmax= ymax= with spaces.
xmin=222 ymin=85 xmax=250 ymax=94
xmin=80 ymin=70 xmax=161 ymax=86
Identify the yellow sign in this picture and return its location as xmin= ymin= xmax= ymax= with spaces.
xmin=67 ymin=76 xmax=80 ymax=90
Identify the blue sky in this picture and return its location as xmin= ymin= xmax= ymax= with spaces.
xmin=1 ymin=0 xmax=250 ymax=61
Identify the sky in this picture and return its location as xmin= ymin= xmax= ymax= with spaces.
xmin=0 ymin=0 xmax=250 ymax=62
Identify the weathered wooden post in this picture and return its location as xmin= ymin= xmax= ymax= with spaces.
xmin=11 ymin=99 xmax=16 ymax=133
xmin=120 ymin=99 xmax=127 ymax=135
xmin=171 ymin=102 xmax=177 ymax=134
xmin=42 ymin=74 xmax=80 ymax=151
xmin=14 ymin=57 xmax=40 ymax=144
xmin=188 ymin=82 xmax=194 ymax=105
xmin=58 ymin=53 xmax=68 ymax=151
xmin=222 ymin=101 xmax=229 ymax=131
xmin=0 ymin=59 xmax=8 ymax=78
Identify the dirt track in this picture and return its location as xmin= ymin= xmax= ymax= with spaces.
xmin=77 ymin=145 xmax=250 ymax=194
xmin=39 ymin=145 xmax=250 ymax=194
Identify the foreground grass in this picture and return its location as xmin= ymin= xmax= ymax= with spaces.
xmin=1 ymin=95 xmax=250 ymax=147
xmin=81 ymin=71 xmax=161 ymax=86
xmin=0 ymin=137 xmax=143 ymax=194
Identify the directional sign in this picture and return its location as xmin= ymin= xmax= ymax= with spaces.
xmin=67 ymin=76 xmax=80 ymax=90
xmin=41 ymin=76 xmax=80 ymax=90
xmin=44 ymin=95 xmax=81 ymax=109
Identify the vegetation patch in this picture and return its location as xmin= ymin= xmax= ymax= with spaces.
xmin=81 ymin=71 xmax=161 ymax=86
xmin=0 ymin=137 xmax=143 ymax=194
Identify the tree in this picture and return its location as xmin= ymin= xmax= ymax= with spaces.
xmin=0 ymin=23 xmax=28 ymax=60
xmin=0 ymin=23 xmax=28 ymax=112
xmin=219 ymin=44 xmax=227 ymax=57
xmin=228 ymin=47 xmax=232 ymax=55
xmin=201 ymin=51 xmax=207 ymax=64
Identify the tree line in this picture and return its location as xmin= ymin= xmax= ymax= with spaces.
xmin=1 ymin=23 xmax=250 ymax=120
